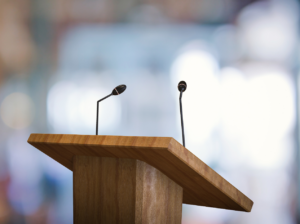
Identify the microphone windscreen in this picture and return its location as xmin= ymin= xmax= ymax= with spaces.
xmin=178 ymin=81 xmax=187 ymax=92
xmin=112 ymin=85 xmax=127 ymax=95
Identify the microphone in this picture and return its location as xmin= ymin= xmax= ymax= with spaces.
xmin=178 ymin=81 xmax=187 ymax=147
xmin=96 ymin=84 xmax=127 ymax=135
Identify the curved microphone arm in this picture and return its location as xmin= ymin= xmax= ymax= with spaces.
xmin=179 ymin=89 xmax=185 ymax=147
xmin=96 ymin=93 xmax=113 ymax=135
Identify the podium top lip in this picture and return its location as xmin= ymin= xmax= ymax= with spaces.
xmin=28 ymin=133 xmax=253 ymax=212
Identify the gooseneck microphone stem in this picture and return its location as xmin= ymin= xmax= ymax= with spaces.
xmin=179 ymin=90 xmax=185 ymax=147
xmin=96 ymin=93 xmax=113 ymax=135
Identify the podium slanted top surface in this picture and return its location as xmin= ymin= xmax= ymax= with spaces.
xmin=28 ymin=134 xmax=253 ymax=212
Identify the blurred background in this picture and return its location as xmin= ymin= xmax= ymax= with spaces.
xmin=0 ymin=0 xmax=298 ymax=223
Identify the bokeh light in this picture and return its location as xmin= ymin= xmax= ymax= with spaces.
xmin=220 ymin=66 xmax=295 ymax=169
xmin=0 ymin=92 xmax=34 ymax=129
xmin=237 ymin=1 xmax=298 ymax=61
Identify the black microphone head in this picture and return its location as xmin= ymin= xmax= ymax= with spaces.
xmin=112 ymin=84 xmax=127 ymax=95
xmin=178 ymin=81 xmax=187 ymax=92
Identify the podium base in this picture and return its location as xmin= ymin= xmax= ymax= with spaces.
xmin=73 ymin=156 xmax=183 ymax=224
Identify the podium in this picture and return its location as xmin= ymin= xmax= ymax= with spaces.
xmin=28 ymin=134 xmax=253 ymax=224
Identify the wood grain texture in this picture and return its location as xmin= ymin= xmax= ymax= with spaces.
xmin=73 ymin=156 xmax=182 ymax=224
xmin=28 ymin=134 xmax=253 ymax=212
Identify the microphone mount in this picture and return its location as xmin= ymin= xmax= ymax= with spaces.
xmin=178 ymin=81 xmax=187 ymax=147
xmin=96 ymin=85 xmax=126 ymax=135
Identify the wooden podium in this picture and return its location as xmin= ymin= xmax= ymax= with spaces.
xmin=28 ymin=134 xmax=253 ymax=224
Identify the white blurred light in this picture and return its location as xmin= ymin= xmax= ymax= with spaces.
xmin=0 ymin=92 xmax=34 ymax=129
xmin=220 ymin=67 xmax=247 ymax=138
xmin=242 ymin=70 xmax=295 ymax=169
xmin=244 ymin=70 xmax=295 ymax=140
xmin=171 ymin=44 xmax=220 ymax=148
xmin=220 ymin=65 xmax=295 ymax=169
xmin=238 ymin=1 xmax=297 ymax=61
xmin=47 ymin=78 xmax=121 ymax=134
